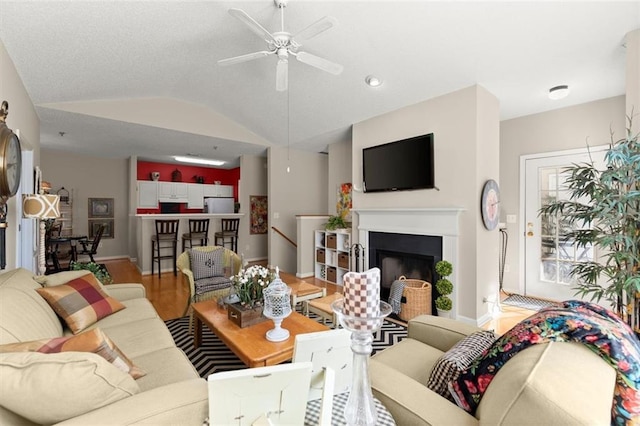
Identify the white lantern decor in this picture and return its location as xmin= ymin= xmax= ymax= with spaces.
xmin=262 ymin=273 xmax=292 ymax=342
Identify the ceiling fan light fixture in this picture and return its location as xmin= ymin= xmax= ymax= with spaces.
xmin=548 ymin=85 xmax=569 ymax=100
xmin=365 ymin=75 xmax=382 ymax=87
xmin=174 ymin=156 xmax=225 ymax=166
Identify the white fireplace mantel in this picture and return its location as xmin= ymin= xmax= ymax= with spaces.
xmin=354 ymin=207 xmax=465 ymax=318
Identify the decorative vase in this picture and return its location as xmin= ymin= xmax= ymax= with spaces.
xmin=150 ymin=171 xmax=160 ymax=181
xmin=171 ymin=168 xmax=182 ymax=182
xmin=437 ymin=308 xmax=452 ymax=318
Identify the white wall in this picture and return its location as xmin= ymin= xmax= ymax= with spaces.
xmin=0 ymin=39 xmax=40 ymax=270
xmin=499 ymin=96 xmax=626 ymax=294
xmin=238 ymin=154 xmax=268 ymax=262
xmin=40 ymin=149 xmax=130 ymax=259
xmin=352 ymin=85 xmax=500 ymax=322
xmin=268 ymin=146 xmax=327 ymax=274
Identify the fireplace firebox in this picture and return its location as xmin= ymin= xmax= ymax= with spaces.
xmin=368 ymin=232 xmax=442 ymax=313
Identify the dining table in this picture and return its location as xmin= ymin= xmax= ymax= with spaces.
xmin=47 ymin=235 xmax=89 ymax=272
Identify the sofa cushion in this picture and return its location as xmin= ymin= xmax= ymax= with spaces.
xmin=0 ymin=327 xmax=145 ymax=379
xmin=372 ymin=337 xmax=445 ymax=386
xmin=189 ymin=248 xmax=224 ymax=280
xmin=0 ymin=351 xmax=139 ymax=424
xmin=427 ymin=330 xmax=496 ymax=400
xmin=36 ymin=276 xmax=125 ymax=334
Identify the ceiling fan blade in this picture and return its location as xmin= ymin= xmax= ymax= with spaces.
xmin=228 ymin=8 xmax=275 ymax=43
xmin=292 ymin=16 xmax=337 ymax=41
xmin=276 ymin=58 xmax=288 ymax=92
xmin=218 ymin=51 xmax=272 ymax=67
xmin=296 ymin=51 xmax=343 ymax=75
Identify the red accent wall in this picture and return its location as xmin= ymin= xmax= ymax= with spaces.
xmin=137 ymin=161 xmax=240 ymax=214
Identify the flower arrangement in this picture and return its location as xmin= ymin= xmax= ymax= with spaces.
xmin=231 ymin=265 xmax=277 ymax=308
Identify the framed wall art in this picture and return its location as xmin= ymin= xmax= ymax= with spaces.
xmin=250 ymin=195 xmax=268 ymax=234
xmin=88 ymin=198 xmax=114 ymax=218
xmin=89 ymin=219 xmax=114 ymax=239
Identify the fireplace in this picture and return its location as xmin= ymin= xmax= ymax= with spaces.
xmin=354 ymin=207 xmax=463 ymax=318
xmin=368 ymin=232 xmax=442 ymax=312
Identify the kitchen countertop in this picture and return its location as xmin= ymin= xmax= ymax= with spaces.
xmin=134 ymin=213 xmax=244 ymax=219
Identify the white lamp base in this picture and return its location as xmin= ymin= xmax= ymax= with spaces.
xmin=266 ymin=319 xmax=290 ymax=342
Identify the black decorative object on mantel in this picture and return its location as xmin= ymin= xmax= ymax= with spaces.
xmin=171 ymin=169 xmax=182 ymax=182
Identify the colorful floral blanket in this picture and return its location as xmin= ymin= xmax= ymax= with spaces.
xmin=449 ymin=300 xmax=640 ymax=425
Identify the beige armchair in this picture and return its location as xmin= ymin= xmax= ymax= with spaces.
xmin=176 ymin=246 xmax=242 ymax=330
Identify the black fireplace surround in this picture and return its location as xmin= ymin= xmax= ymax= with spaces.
xmin=368 ymin=231 xmax=443 ymax=314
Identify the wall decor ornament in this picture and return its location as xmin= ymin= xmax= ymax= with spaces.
xmin=88 ymin=198 xmax=114 ymax=218
xmin=250 ymin=195 xmax=268 ymax=234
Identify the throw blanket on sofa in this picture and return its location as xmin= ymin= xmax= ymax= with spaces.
xmin=449 ymin=300 xmax=640 ymax=426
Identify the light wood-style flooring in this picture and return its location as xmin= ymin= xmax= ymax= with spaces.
xmin=102 ymin=258 xmax=534 ymax=335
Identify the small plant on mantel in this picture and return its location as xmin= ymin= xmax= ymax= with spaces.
xmin=435 ymin=260 xmax=454 ymax=315
xmin=325 ymin=215 xmax=349 ymax=231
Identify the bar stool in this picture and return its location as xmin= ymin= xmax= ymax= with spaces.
xmin=151 ymin=219 xmax=179 ymax=278
xmin=214 ymin=218 xmax=240 ymax=253
xmin=181 ymin=218 xmax=210 ymax=252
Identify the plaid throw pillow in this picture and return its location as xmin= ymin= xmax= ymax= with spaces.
xmin=0 ymin=328 xmax=145 ymax=379
xmin=36 ymin=277 xmax=125 ymax=334
xmin=426 ymin=330 xmax=496 ymax=401
xmin=189 ymin=248 xmax=224 ymax=280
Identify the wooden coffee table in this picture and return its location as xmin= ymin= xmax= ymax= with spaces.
xmin=192 ymin=300 xmax=330 ymax=368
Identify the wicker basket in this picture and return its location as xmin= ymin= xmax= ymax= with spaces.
xmin=396 ymin=276 xmax=432 ymax=321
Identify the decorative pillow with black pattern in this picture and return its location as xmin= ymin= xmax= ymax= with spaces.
xmin=189 ymin=248 xmax=224 ymax=280
xmin=426 ymin=330 xmax=497 ymax=401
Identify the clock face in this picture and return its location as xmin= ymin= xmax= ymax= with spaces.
xmin=481 ymin=179 xmax=500 ymax=230
xmin=0 ymin=129 xmax=22 ymax=199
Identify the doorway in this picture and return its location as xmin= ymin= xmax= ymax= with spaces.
xmin=522 ymin=146 xmax=607 ymax=301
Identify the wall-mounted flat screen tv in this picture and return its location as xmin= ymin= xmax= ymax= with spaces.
xmin=363 ymin=133 xmax=435 ymax=193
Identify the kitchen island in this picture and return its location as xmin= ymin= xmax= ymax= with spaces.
xmin=135 ymin=213 xmax=244 ymax=275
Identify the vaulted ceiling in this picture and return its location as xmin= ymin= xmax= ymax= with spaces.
xmin=1 ymin=1 xmax=638 ymax=168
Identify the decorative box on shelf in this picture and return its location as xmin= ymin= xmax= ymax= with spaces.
xmin=227 ymin=303 xmax=267 ymax=328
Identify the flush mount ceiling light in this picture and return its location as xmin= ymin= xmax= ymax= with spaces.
xmin=548 ymin=85 xmax=570 ymax=100
xmin=365 ymin=75 xmax=382 ymax=87
xmin=174 ymin=156 xmax=225 ymax=166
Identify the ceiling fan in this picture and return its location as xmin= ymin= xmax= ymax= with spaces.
xmin=218 ymin=0 xmax=343 ymax=91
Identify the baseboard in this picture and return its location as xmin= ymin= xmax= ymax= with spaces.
xmin=457 ymin=311 xmax=494 ymax=328
xmin=296 ymin=272 xmax=314 ymax=278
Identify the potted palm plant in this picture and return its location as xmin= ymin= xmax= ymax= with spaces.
xmin=539 ymin=119 xmax=639 ymax=333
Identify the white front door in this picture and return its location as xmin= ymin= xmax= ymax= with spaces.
xmin=523 ymin=147 xmax=607 ymax=301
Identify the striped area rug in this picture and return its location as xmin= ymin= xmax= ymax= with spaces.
xmin=165 ymin=315 xmax=407 ymax=378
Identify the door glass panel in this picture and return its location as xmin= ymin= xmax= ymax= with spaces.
xmin=538 ymin=166 xmax=595 ymax=286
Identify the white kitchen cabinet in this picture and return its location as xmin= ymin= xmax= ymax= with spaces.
xmin=203 ymin=184 xmax=233 ymax=197
xmin=158 ymin=182 xmax=188 ymax=202
xmin=187 ymin=184 xmax=204 ymax=209
xmin=137 ymin=181 xmax=158 ymax=208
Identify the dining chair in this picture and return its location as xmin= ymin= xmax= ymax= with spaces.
xmin=214 ymin=218 xmax=240 ymax=253
xmin=181 ymin=218 xmax=210 ymax=252
xmin=151 ymin=219 xmax=180 ymax=278
xmin=76 ymin=224 xmax=106 ymax=263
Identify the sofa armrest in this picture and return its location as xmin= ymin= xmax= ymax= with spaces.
xmin=103 ymin=283 xmax=146 ymax=301
xmin=370 ymin=359 xmax=478 ymax=426
xmin=55 ymin=379 xmax=208 ymax=426
xmin=408 ymin=315 xmax=483 ymax=352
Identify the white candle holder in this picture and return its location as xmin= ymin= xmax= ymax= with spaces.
xmin=263 ymin=277 xmax=292 ymax=342
xmin=332 ymin=298 xmax=392 ymax=426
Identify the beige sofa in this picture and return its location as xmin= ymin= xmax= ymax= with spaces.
xmin=370 ymin=315 xmax=616 ymax=425
xmin=0 ymin=268 xmax=208 ymax=425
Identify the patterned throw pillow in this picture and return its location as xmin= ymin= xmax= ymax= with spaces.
xmin=189 ymin=248 xmax=224 ymax=280
xmin=0 ymin=328 xmax=145 ymax=379
xmin=426 ymin=330 xmax=497 ymax=401
xmin=36 ymin=277 xmax=125 ymax=334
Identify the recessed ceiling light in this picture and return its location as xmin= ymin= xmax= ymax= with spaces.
xmin=365 ymin=75 xmax=383 ymax=87
xmin=174 ymin=156 xmax=225 ymax=166
xmin=548 ymin=85 xmax=570 ymax=100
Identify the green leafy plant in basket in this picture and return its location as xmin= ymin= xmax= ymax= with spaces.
xmin=70 ymin=261 xmax=113 ymax=285
xmin=435 ymin=260 xmax=454 ymax=312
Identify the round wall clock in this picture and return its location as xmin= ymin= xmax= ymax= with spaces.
xmin=0 ymin=101 xmax=22 ymax=201
xmin=481 ymin=179 xmax=500 ymax=230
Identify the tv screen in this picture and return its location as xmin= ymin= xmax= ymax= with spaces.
xmin=363 ymin=133 xmax=434 ymax=193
